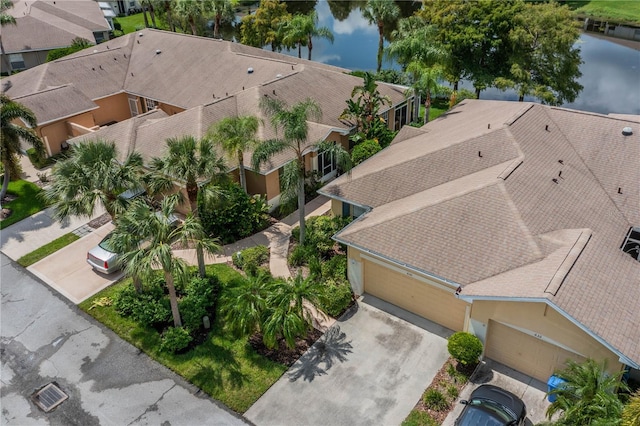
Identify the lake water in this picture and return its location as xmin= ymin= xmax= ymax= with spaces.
xmin=277 ymin=1 xmax=640 ymax=115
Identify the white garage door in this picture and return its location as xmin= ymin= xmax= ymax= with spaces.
xmin=485 ymin=320 xmax=586 ymax=382
xmin=363 ymin=259 xmax=467 ymax=331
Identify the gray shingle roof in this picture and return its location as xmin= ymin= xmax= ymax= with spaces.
xmin=323 ymin=99 xmax=640 ymax=367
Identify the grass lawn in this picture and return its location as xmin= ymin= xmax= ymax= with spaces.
xmin=0 ymin=180 xmax=49 ymax=230
xmin=79 ymin=264 xmax=287 ymax=414
xmin=416 ymin=98 xmax=450 ymax=125
xmin=567 ymin=1 xmax=640 ymax=25
xmin=114 ymin=13 xmax=170 ymax=34
xmin=17 ymin=233 xmax=80 ymax=267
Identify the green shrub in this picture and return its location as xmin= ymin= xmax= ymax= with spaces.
xmin=160 ymin=326 xmax=192 ymax=353
xmin=26 ymin=148 xmax=49 ymax=169
xmin=446 ymin=362 xmax=470 ymax=385
xmin=423 ymin=388 xmax=449 ymax=411
xmin=113 ymin=284 xmax=171 ymax=326
xmin=179 ymin=276 xmax=219 ymax=332
xmin=199 ymin=182 xmax=269 ymax=244
xmin=288 ymin=245 xmax=313 ymax=266
xmin=232 ymin=245 xmax=269 ymax=275
xmin=114 ymin=21 xmax=122 ymax=31
xmin=447 ymin=332 xmax=483 ymax=366
xmin=321 ymin=255 xmax=347 ymax=280
xmin=318 ymin=279 xmax=353 ymax=318
xmin=446 ymin=384 xmax=459 ymax=399
xmin=302 ymin=215 xmax=350 ymax=258
xmin=351 ymin=139 xmax=382 ymax=165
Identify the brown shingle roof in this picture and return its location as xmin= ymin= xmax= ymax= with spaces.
xmin=14 ymin=85 xmax=97 ymax=125
xmin=323 ymin=99 xmax=640 ymax=367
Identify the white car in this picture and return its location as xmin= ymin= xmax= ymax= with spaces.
xmin=86 ymin=212 xmax=179 ymax=274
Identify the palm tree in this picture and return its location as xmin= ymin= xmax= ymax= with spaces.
xmin=281 ymin=11 xmax=334 ymax=60
xmin=0 ymin=0 xmax=16 ymax=75
xmin=209 ymin=115 xmax=260 ymax=193
xmin=253 ymin=97 xmax=320 ymax=246
xmin=1 ymin=95 xmax=45 ymax=203
xmin=110 ymin=197 xmax=220 ymax=327
xmin=340 ymin=72 xmax=391 ymax=133
xmin=210 ymin=0 xmax=237 ymax=39
xmin=405 ymin=61 xmax=446 ymax=124
xmin=146 ymin=135 xmax=227 ymax=277
xmin=41 ymin=140 xmax=142 ymax=221
xmin=262 ymin=272 xmax=322 ymax=349
xmin=174 ymin=0 xmax=208 ymax=35
xmin=361 ymin=0 xmax=400 ymax=72
xmin=253 ymin=98 xmax=351 ymax=245
xmin=220 ymin=270 xmax=272 ymax=337
xmin=547 ymin=358 xmax=628 ymax=425
xmin=385 ymin=16 xmax=444 ymax=70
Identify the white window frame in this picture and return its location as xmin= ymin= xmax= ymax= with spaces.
xmin=317 ymin=149 xmax=337 ymax=182
xmin=144 ymin=98 xmax=158 ymax=112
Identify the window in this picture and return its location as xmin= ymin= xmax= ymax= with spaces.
xmin=621 ymin=227 xmax=640 ymax=261
xmin=144 ymin=98 xmax=158 ymax=112
xmin=380 ymin=109 xmax=389 ymax=126
xmin=318 ymin=149 xmax=336 ymax=179
xmin=394 ymin=103 xmax=408 ymax=131
xmin=9 ymin=54 xmax=25 ymax=70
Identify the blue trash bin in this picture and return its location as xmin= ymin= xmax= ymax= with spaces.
xmin=547 ymin=375 xmax=566 ymax=402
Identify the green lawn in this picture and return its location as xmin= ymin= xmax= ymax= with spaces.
xmin=0 ymin=180 xmax=49 ymax=230
xmin=567 ymin=1 xmax=640 ymax=25
xmin=79 ymin=264 xmax=287 ymax=414
xmin=18 ymin=233 xmax=80 ymax=267
xmin=113 ymin=13 xmax=170 ymax=34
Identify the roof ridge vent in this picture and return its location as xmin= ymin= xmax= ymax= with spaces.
xmin=622 ymin=126 xmax=633 ymax=136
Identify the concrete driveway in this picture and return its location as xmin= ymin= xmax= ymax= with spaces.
xmin=245 ymin=296 xmax=452 ymax=426
xmin=443 ymin=359 xmax=551 ymax=425
xmin=28 ymin=222 xmax=123 ymax=304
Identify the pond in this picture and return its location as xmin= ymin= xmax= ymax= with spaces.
xmin=274 ymin=1 xmax=640 ymax=115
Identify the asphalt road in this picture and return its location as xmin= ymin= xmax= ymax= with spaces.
xmin=0 ymin=253 xmax=248 ymax=426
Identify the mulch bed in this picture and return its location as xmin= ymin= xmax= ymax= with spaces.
xmin=88 ymin=213 xmax=112 ymax=229
xmin=249 ymin=328 xmax=324 ymax=366
xmin=410 ymin=358 xmax=476 ymax=424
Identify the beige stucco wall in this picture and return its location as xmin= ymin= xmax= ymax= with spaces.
xmin=158 ymin=103 xmax=185 ymax=116
xmin=470 ymin=300 xmax=622 ymax=374
xmin=331 ymin=199 xmax=342 ymax=217
xmin=93 ymin=93 xmax=132 ymax=125
xmin=264 ymin=170 xmax=280 ymax=201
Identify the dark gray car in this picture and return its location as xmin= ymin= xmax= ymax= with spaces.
xmin=455 ymin=384 xmax=527 ymax=426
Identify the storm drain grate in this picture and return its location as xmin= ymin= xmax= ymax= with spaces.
xmin=32 ymin=383 xmax=68 ymax=412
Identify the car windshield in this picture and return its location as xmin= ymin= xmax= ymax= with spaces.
xmin=462 ymin=398 xmax=517 ymax=425
xmin=98 ymin=234 xmax=115 ymax=252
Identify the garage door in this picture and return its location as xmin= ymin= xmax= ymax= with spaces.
xmin=485 ymin=320 xmax=586 ymax=382
xmin=363 ymin=259 xmax=467 ymax=331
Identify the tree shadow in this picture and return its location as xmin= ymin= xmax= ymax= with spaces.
xmin=191 ymin=342 xmax=248 ymax=390
xmin=286 ymin=325 xmax=353 ymax=383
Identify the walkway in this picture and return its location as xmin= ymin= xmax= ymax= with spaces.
xmin=2 ymin=156 xmax=336 ymax=329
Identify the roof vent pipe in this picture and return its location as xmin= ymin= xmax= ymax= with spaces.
xmin=545 ymin=124 xmax=549 ymax=131
xmin=622 ymin=127 xmax=633 ymax=136
xmin=618 ymin=187 xmax=623 ymax=194
xmin=488 ymin=123 xmax=490 ymax=129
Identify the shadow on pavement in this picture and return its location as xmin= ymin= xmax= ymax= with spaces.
xmin=287 ymin=326 xmax=353 ymax=383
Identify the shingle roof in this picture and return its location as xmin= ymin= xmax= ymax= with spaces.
xmin=13 ymin=85 xmax=97 ymax=125
xmin=4 ymin=29 xmax=409 ymax=171
xmin=323 ymin=99 xmax=640 ymax=367
xmin=1 ymin=0 xmax=109 ymax=53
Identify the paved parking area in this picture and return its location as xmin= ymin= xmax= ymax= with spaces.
xmin=1 ymin=253 xmax=247 ymax=426
xmin=245 ymin=297 xmax=453 ymax=426
xmin=28 ymin=222 xmax=122 ymax=304
xmin=443 ymin=359 xmax=551 ymax=425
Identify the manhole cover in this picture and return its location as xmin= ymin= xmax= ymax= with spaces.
xmin=32 ymin=383 xmax=68 ymax=412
